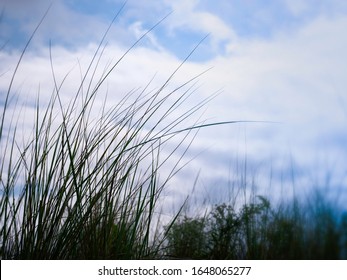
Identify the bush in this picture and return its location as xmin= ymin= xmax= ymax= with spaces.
xmin=165 ymin=195 xmax=347 ymax=259
xmin=166 ymin=216 xmax=208 ymax=259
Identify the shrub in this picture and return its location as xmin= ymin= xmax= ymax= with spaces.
xmin=165 ymin=194 xmax=347 ymax=259
xmin=165 ymin=216 xmax=208 ymax=259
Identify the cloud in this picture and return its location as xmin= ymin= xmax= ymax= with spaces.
xmin=202 ymin=14 xmax=347 ymax=177
xmin=2 ymin=0 xmax=347 ymax=205
xmin=1 ymin=0 xmax=50 ymax=17
xmin=284 ymin=0 xmax=310 ymax=16
xmin=164 ymin=0 xmax=237 ymax=52
xmin=284 ymin=0 xmax=347 ymax=17
xmin=0 ymin=0 xmax=139 ymax=51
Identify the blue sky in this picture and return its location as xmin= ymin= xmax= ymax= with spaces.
xmin=1 ymin=0 xmax=347 ymax=209
xmin=4 ymin=0 xmax=347 ymax=59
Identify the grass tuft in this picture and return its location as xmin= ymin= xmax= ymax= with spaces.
xmin=0 ymin=7 xmax=243 ymax=260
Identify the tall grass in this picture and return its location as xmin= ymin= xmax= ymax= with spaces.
xmin=0 ymin=8 xmax=238 ymax=259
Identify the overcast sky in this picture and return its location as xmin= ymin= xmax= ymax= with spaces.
xmin=1 ymin=0 xmax=347 ymax=208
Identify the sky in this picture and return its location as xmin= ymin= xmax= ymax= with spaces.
xmin=1 ymin=0 xmax=347 ymax=211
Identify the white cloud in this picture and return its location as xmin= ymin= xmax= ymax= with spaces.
xmin=2 ymin=0 xmax=347 ymax=204
xmin=203 ymin=14 xmax=347 ymax=174
xmin=284 ymin=0 xmax=310 ymax=16
xmin=128 ymin=21 xmax=165 ymax=51
xmin=164 ymin=0 xmax=237 ymax=52
xmin=0 ymin=0 xmax=137 ymax=50
xmin=284 ymin=0 xmax=347 ymax=18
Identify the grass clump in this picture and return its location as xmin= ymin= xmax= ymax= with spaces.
xmin=0 ymin=9 xmax=232 ymax=259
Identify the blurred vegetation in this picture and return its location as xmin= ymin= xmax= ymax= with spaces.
xmin=164 ymin=194 xmax=347 ymax=259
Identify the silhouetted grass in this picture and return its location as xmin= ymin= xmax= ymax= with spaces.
xmin=165 ymin=191 xmax=347 ymax=259
xmin=0 ymin=8 xmax=240 ymax=259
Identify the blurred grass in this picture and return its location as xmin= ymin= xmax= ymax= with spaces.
xmin=165 ymin=191 xmax=347 ymax=259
